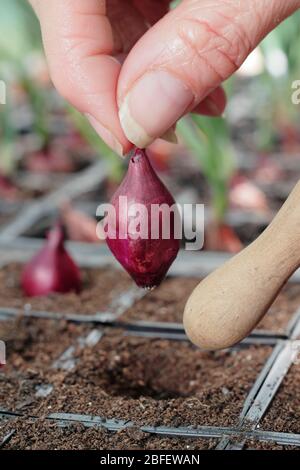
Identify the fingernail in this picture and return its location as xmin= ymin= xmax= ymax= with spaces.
xmin=119 ymin=71 xmax=193 ymax=148
xmin=85 ymin=114 xmax=124 ymax=157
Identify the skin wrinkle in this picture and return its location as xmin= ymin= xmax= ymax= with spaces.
xmin=185 ymin=0 xmax=258 ymax=53
xmin=256 ymin=0 xmax=300 ymax=30
xmin=249 ymin=2 xmax=264 ymax=38
xmin=163 ymin=17 xmax=240 ymax=99
xmin=182 ymin=17 xmax=242 ymax=70
xmin=208 ymin=46 xmax=239 ymax=75
xmin=179 ymin=28 xmax=224 ymax=84
xmin=59 ymin=37 xmax=112 ymax=59
xmin=217 ymin=14 xmax=252 ymax=60
xmin=183 ymin=2 xmax=253 ymax=62
xmin=216 ymin=29 xmax=249 ymax=70
xmin=238 ymin=7 xmax=266 ymax=49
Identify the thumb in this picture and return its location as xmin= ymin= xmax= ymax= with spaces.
xmin=118 ymin=0 xmax=300 ymax=148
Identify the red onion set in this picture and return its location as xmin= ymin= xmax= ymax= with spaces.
xmin=0 ymin=173 xmax=18 ymax=201
xmin=106 ymin=148 xmax=180 ymax=289
xmin=21 ymin=223 xmax=81 ymax=297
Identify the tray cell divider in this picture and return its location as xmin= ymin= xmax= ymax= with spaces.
xmin=0 ymin=160 xmax=108 ymax=241
xmin=220 ymin=313 xmax=300 ymax=449
xmin=1 ymin=408 xmax=300 ymax=448
xmin=0 ymin=307 xmax=288 ymax=347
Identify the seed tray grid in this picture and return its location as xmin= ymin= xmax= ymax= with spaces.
xmin=0 ymin=305 xmax=292 ymax=345
xmin=1 ymin=408 xmax=300 ymax=447
xmin=217 ymin=338 xmax=299 ymax=449
xmin=1 ymin=300 xmax=300 ymax=449
xmin=0 ymin=250 xmax=300 ymax=449
xmin=0 ymin=160 xmax=108 ymax=242
xmin=0 ymin=429 xmax=16 ymax=449
xmin=1 ymin=170 xmax=300 ymax=449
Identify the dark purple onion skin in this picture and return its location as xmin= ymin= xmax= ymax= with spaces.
xmin=21 ymin=223 xmax=81 ymax=297
xmin=106 ymin=148 xmax=180 ymax=289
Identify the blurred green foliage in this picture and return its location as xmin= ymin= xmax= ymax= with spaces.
xmin=0 ymin=0 xmax=41 ymax=60
xmin=178 ymin=116 xmax=234 ymax=220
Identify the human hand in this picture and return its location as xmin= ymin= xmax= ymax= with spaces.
xmin=29 ymin=0 xmax=300 ymax=155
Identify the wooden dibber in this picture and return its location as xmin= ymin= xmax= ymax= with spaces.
xmin=183 ymin=180 xmax=300 ymax=350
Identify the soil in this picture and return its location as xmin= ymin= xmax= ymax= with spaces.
xmin=122 ymin=276 xmax=300 ymax=334
xmin=121 ymin=277 xmax=199 ymax=323
xmin=0 ymin=317 xmax=89 ymax=412
xmin=256 ymin=283 xmax=300 ymax=333
xmin=244 ymin=440 xmax=296 ymax=450
xmin=261 ymin=363 xmax=300 ymax=434
xmin=0 ymin=418 xmax=217 ymax=450
xmin=0 ymin=263 xmax=132 ymax=315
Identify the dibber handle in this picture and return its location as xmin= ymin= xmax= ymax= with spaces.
xmin=183 ymin=180 xmax=300 ymax=350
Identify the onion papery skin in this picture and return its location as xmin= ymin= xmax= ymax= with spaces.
xmin=21 ymin=223 xmax=82 ymax=297
xmin=106 ymin=148 xmax=180 ymax=289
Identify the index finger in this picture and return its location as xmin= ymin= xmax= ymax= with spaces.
xmin=29 ymin=0 xmax=132 ymax=156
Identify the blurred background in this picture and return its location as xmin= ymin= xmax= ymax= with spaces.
xmin=1 ymin=0 xmax=300 ymax=252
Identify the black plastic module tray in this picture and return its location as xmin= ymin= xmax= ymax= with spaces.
xmin=1 ymin=164 xmax=300 ymax=450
